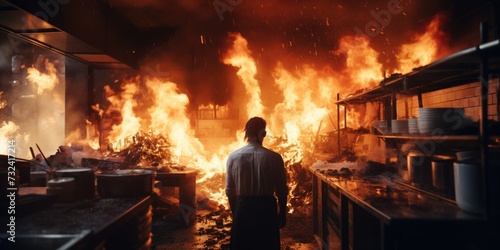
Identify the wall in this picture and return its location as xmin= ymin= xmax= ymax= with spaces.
xmin=397 ymin=78 xmax=499 ymax=122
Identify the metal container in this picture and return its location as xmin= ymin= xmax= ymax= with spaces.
xmin=454 ymin=162 xmax=484 ymax=214
xmin=407 ymin=151 xmax=432 ymax=185
xmin=56 ymin=168 xmax=95 ymax=201
xmin=431 ymin=157 xmax=455 ymax=196
xmin=47 ymin=177 xmax=76 ymax=203
xmin=95 ymin=169 xmax=156 ymax=198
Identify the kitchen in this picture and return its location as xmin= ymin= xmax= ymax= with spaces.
xmin=0 ymin=0 xmax=499 ymax=249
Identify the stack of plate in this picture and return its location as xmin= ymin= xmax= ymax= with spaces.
xmin=391 ymin=119 xmax=409 ymax=134
xmin=374 ymin=120 xmax=388 ymax=134
xmin=408 ymin=117 xmax=419 ymax=134
xmin=417 ymin=108 xmax=465 ymax=135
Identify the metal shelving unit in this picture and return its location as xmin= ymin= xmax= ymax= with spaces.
xmin=335 ymin=31 xmax=500 ymax=230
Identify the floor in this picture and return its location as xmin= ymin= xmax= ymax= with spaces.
xmin=150 ymin=201 xmax=320 ymax=250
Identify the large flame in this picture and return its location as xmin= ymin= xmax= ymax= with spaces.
xmin=222 ymin=32 xmax=264 ymax=117
xmin=336 ymin=35 xmax=384 ymax=89
xmin=0 ymin=58 xmax=63 ymax=158
xmin=26 ymin=59 xmax=59 ymax=95
xmin=396 ymin=14 xmax=448 ymax=73
xmin=0 ymin=121 xmax=20 ymax=154
xmin=0 ymin=14 xmax=452 ymax=209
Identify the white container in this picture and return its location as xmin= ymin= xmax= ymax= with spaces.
xmin=454 ymin=162 xmax=484 ymax=214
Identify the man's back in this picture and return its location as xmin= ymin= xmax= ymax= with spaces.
xmin=226 ymin=143 xmax=287 ymax=197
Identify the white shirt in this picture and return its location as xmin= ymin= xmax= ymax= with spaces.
xmin=225 ymin=142 xmax=288 ymax=198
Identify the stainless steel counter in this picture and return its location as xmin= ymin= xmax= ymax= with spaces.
xmin=0 ymin=188 xmax=155 ymax=249
xmin=310 ymin=166 xmax=492 ymax=250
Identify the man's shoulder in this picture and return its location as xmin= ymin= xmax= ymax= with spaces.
xmin=228 ymin=145 xmax=250 ymax=157
xmin=262 ymin=147 xmax=283 ymax=159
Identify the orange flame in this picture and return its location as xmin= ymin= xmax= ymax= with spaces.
xmin=222 ymin=32 xmax=264 ymax=117
xmin=104 ymin=81 xmax=142 ymax=147
xmin=396 ymin=14 xmax=448 ymax=73
xmin=0 ymin=92 xmax=6 ymax=109
xmin=1 ymin=58 xmax=64 ymax=158
xmin=26 ymin=59 xmax=59 ymax=94
xmin=0 ymin=121 xmax=20 ymax=154
xmin=336 ymin=35 xmax=384 ymax=89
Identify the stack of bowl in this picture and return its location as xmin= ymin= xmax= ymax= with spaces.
xmin=417 ymin=108 xmax=466 ymax=135
xmin=376 ymin=120 xmax=388 ymax=134
xmin=391 ymin=119 xmax=409 ymax=134
xmin=408 ymin=117 xmax=419 ymax=134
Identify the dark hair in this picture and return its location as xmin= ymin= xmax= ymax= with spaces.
xmin=244 ymin=117 xmax=266 ymax=141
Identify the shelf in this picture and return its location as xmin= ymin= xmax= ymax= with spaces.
xmin=377 ymin=134 xmax=478 ymax=141
xmin=336 ymin=39 xmax=500 ymax=105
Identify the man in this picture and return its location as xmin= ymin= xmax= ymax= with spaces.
xmin=225 ymin=117 xmax=288 ymax=250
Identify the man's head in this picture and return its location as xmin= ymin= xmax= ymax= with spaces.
xmin=244 ymin=117 xmax=267 ymax=144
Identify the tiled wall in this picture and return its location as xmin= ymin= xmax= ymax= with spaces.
xmin=396 ymin=78 xmax=499 ymax=122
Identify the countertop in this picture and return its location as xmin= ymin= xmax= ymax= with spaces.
xmin=0 ymin=187 xmax=154 ymax=249
xmin=309 ymin=165 xmax=485 ymax=225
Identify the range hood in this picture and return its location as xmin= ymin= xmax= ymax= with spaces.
xmin=0 ymin=0 xmax=142 ymax=69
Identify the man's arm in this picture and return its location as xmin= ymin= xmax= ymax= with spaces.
xmin=275 ymin=155 xmax=288 ymax=228
xmin=225 ymin=157 xmax=237 ymax=215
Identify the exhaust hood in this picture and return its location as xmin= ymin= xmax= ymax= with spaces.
xmin=0 ymin=0 xmax=142 ymax=69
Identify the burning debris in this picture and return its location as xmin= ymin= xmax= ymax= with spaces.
xmin=108 ymin=131 xmax=175 ymax=168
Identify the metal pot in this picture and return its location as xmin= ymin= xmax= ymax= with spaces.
xmin=431 ymin=157 xmax=455 ymax=196
xmin=56 ymin=168 xmax=95 ymax=201
xmin=407 ymin=151 xmax=432 ymax=185
xmin=96 ymin=169 xmax=156 ymax=198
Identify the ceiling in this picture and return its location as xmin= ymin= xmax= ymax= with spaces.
xmin=0 ymin=0 xmax=144 ymax=69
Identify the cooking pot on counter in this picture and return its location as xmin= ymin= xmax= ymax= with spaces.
xmin=96 ymin=169 xmax=156 ymax=198
xmin=56 ymin=168 xmax=95 ymax=201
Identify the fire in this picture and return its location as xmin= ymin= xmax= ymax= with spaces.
xmin=396 ymin=14 xmax=448 ymax=74
xmin=93 ymin=32 xmax=393 ymax=207
xmin=26 ymin=58 xmax=59 ymax=94
xmin=145 ymin=77 xmax=205 ymax=165
xmin=0 ymin=58 xmax=64 ymax=158
xmin=1 ymin=13 xmax=454 ymax=208
xmin=222 ymin=32 xmax=264 ymax=117
xmin=0 ymin=92 xmax=6 ymax=109
xmin=99 ymin=75 xmax=239 ymax=205
xmin=335 ymin=35 xmax=384 ymax=90
xmin=0 ymin=121 xmax=20 ymax=154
